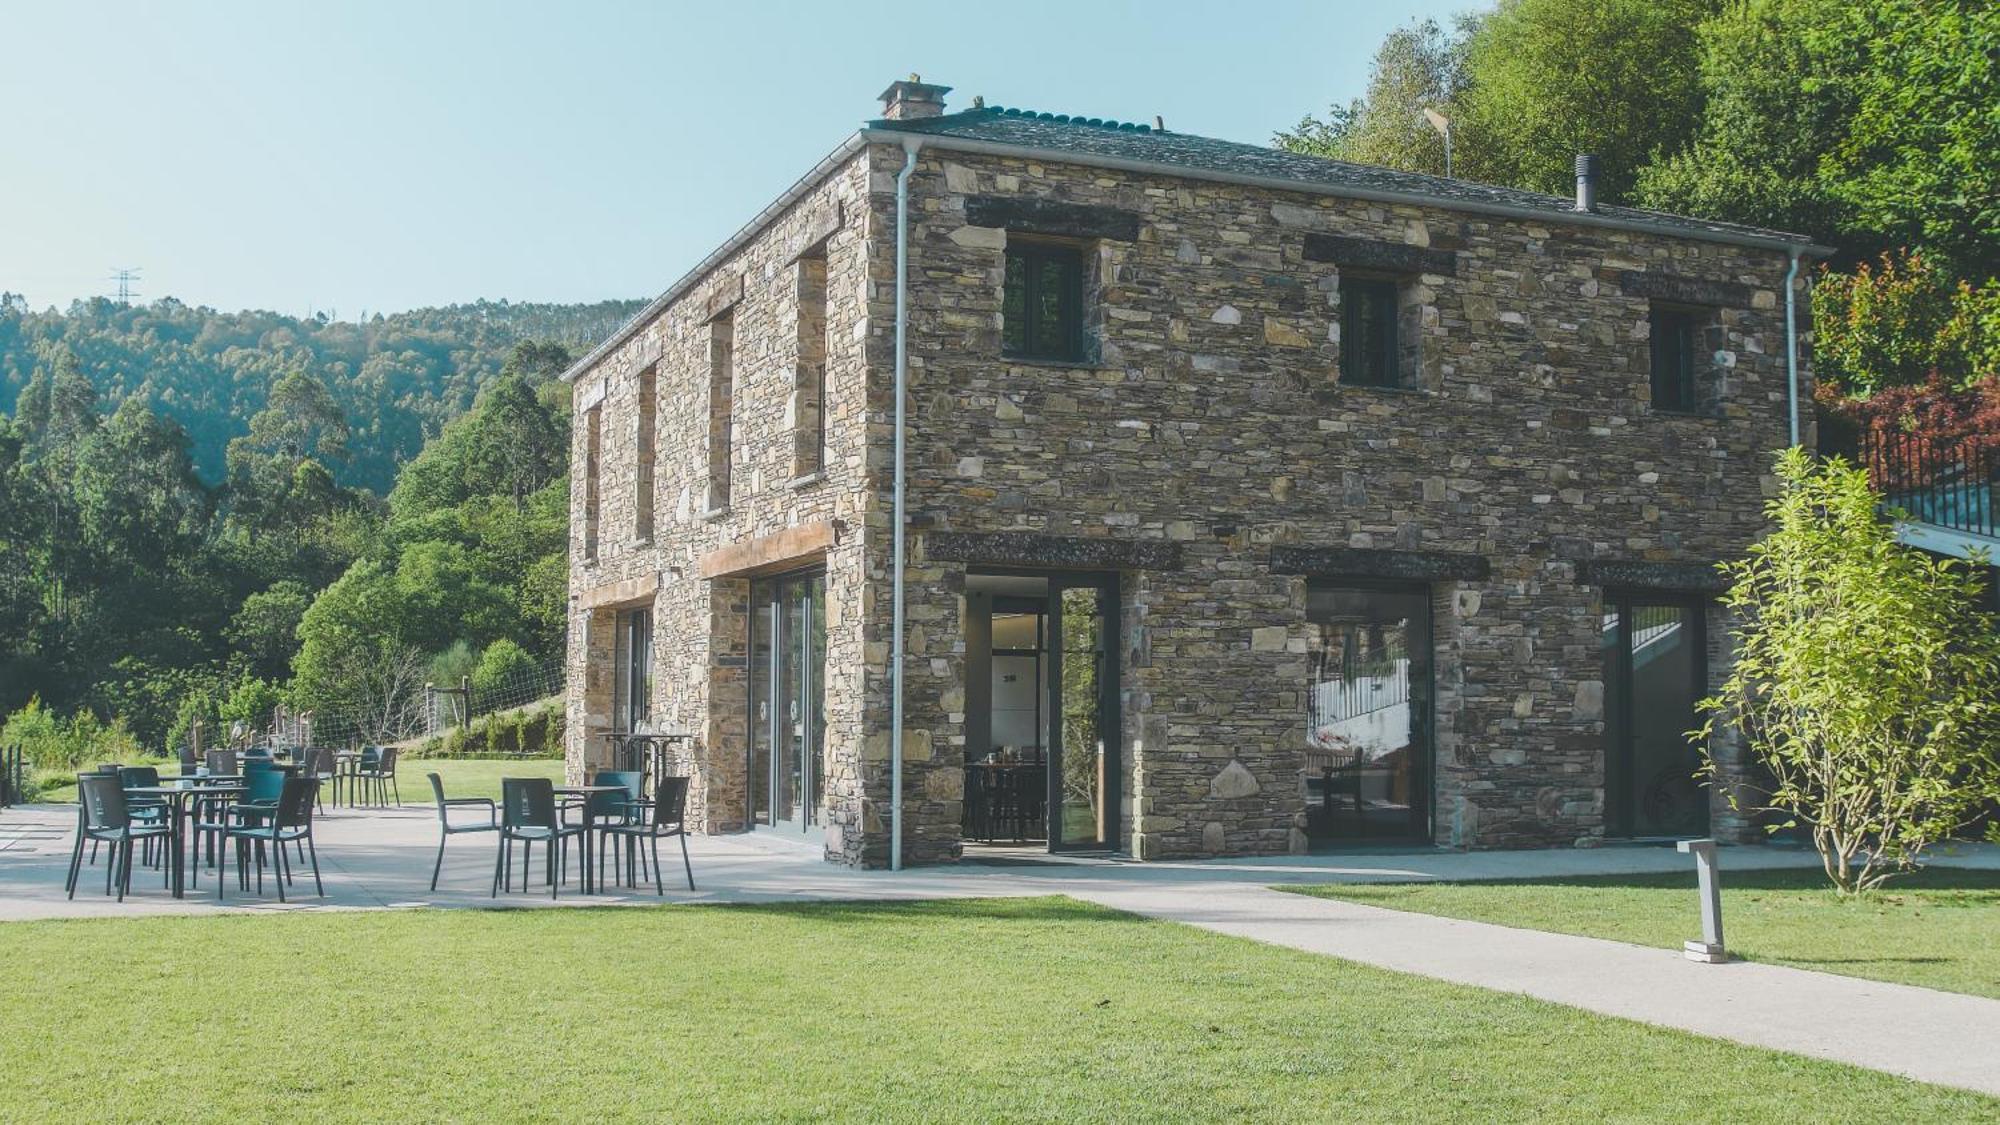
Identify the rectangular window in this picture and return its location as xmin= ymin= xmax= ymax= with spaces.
xmin=1002 ymin=241 xmax=1086 ymax=361
xmin=1340 ymin=277 xmax=1401 ymax=388
xmin=793 ymin=252 xmax=828 ymax=479
xmin=1649 ymin=306 xmax=1700 ymax=411
xmin=582 ymin=404 xmax=602 ymax=564
xmin=706 ymin=313 xmax=734 ymax=511
xmin=634 ymin=366 xmax=656 ymax=541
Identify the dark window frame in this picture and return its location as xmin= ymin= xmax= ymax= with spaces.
xmin=1339 ymin=275 xmax=1403 ymax=389
xmin=1648 ymin=303 xmax=1705 ymax=412
xmin=1002 ymin=239 xmax=1088 ymax=362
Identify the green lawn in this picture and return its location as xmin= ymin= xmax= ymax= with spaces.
xmin=1 ymin=898 xmax=1989 ymax=1122
xmin=33 ymin=757 xmax=563 ymax=805
xmin=1284 ymin=865 xmax=2000 ymax=999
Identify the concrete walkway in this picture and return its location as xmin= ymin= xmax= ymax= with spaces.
xmin=5 ymin=800 xmax=1997 ymax=1096
xmin=1074 ymin=881 xmax=2000 ymax=1099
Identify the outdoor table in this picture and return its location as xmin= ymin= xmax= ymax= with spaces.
xmin=124 ymin=780 xmax=247 ymax=899
xmin=553 ymin=785 xmax=625 ymax=894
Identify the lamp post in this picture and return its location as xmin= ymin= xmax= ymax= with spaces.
xmin=1423 ymin=107 xmax=1453 ymax=179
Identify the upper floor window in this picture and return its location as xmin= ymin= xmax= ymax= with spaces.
xmin=582 ymin=404 xmax=602 ymax=564
xmin=1003 ymin=241 xmax=1086 ymax=362
xmin=1339 ymin=276 xmax=1402 ymax=388
xmin=1649 ymin=305 xmax=1702 ymax=411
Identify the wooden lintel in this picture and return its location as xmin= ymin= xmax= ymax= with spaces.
xmin=697 ymin=520 xmax=837 ymax=579
xmin=578 ymin=571 xmax=660 ymax=610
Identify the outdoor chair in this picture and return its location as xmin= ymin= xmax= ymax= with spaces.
xmin=222 ymin=775 xmax=322 ymax=902
xmin=601 ymin=776 xmax=694 ymax=895
xmin=584 ymin=770 xmax=644 ymax=888
xmin=304 ymin=748 xmax=338 ymax=812
xmin=178 ymin=744 xmax=198 ymax=774
xmin=68 ymin=775 xmax=172 ymax=902
xmin=116 ymin=766 xmax=171 ymax=869
xmin=358 ymin=746 xmax=401 ymax=807
xmin=205 ymin=749 xmax=237 ymax=777
xmin=426 ymin=772 xmax=498 ymax=891
xmin=342 ymin=747 xmax=380 ymax=807
xmin=192 ymin=766 xmax=287 ymax=890
xmin=493 ymin=777 xmax=585 ymax=899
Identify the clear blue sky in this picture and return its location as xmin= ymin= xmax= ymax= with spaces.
xmin=1 ymin=0 xmax=1475 ymax=317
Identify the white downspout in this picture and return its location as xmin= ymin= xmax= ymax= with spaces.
xmin=1784 ymin=248 xmax=1802 ymax=448
xmin=890 ymin=137 xmax=919 ymax=871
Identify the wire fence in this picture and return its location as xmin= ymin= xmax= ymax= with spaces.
xmin=176 ymin=656 xmax=566 ymax=758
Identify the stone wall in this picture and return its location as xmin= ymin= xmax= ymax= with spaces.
xmin=881 ymin=141 xmax=1805 ymax=857
xmin=567 ymin=132 xmax=1804 ymax=867
xmin=565 ymin=150 xmax=880 ymax=854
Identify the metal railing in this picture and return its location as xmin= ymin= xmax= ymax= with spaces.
xmin=1863 ymin=431 xmax=1997 ymax=541
xmin=0 ymin=745 xmax=25 ymax=807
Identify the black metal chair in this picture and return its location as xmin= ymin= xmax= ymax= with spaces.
xmin=602 ymin=777 xmax=694 ymax=895
xmin=222 ymin=775 xmax=322 ymax=902
xmin=358 ymin=746 xmax=402 ymax=806
xmin=427 ymin=772 xmax=498 ymax=891
xmin=584 ymin=770 xmax=645 ymax=888
xmin=304 ymin=748 xmax=338 ymax=813
xmin=493 ymin=777 xmax=584 ymax=899
xmin=68 ymin=775 xmax=172 ymax=901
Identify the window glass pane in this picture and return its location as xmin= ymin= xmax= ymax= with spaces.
xmin=1003 ymin=244 xmax=1084 ymax=360
xmin=1650 ymin=308 xmax=1698 ymax=409
xmin=1303 ymin=585 xmax=1429 ymax=841
xmin=1002 ymin=250 xmax=1028 ymax=354
xmin=1341 ymin=279 xmax=1399 ymax=387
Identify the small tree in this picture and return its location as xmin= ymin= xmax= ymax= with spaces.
xmin=1699 ymin=448 xmax=2000 ymax=892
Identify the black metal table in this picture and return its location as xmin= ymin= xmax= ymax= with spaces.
xmin=125 ymin=781 xmax=247 ymax=899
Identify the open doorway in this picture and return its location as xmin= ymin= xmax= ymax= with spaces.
xmin=963 ymin=571 xmax=1118 ymax=853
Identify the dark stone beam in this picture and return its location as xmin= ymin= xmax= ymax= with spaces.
xmin=924 ymin=530 xmax=1182 ymax=570
xmin=1302 ymin=233 xmax=1458 ymax=277
xmin=963 ymin=195 xmax=1142 ymax=242
xmin=1575 ymin=558 xmax=1730 ymax=593
xmin=1616 ymin=271 xmax=1755 ymax=308
xmin=1269 ymin=545 xmax=1490 ymax=582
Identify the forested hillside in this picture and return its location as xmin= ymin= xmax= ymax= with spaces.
xmin=0 ymin=294 xmax=624 ymax=760
xmin=0 ymin=296 xmax=641 ymax=492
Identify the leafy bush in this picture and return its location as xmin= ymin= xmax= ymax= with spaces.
xmin=408 ymin=699 xmax=564 ymax=760
xmin=219 ymin=676 xmax=283 ymax=726
xmin=1699 ymin=449 xmax=2000 ymax=893
xmin=471 ymin=639 xmax=537 ymax=707
xmin=1 ymin=698 xmax=146 ymax=770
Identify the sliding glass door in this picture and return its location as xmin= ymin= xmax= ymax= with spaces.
xmin=1602 ymin=596 xmax=1708 ymax=838
xmin=749 ymin=569 xmax=825 ymax=834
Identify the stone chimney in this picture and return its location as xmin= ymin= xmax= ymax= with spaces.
xmin=878 ymin=75 xmax=951 ymax=121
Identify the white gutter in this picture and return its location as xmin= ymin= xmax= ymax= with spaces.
xmin=890 ymin=136 xmax=920 ymax=871
xmin=1784 ymin=249 xmax=1803 ymax=448
xmin=855 ymin=128 xmax=1835 ymax=260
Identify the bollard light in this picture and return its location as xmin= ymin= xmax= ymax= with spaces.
xmin=1676 ymin=838 xmax=1727 ymax=963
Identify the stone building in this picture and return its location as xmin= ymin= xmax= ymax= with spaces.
xmin=562 ymin=78 xmax=1827 ymax=867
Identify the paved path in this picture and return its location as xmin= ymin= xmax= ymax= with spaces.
xmin=6 ymin=800 xmax=1997 ymax=1096
xmin=1073 ymin=881 xmax=2000 ymax=1098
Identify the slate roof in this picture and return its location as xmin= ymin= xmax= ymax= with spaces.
xmin=867 ymin=105 xmax=1824 ymax=251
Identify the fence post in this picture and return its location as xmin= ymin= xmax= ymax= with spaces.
xmin=462 ymin=675 xmax=473 ymax=726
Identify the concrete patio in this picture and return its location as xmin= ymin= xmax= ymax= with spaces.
xmin=2 ymin=798 xmax=1990 ymax=920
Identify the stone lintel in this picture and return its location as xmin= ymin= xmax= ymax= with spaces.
xmin=1616 ymin=271 xmax=1754 ymax=308
xmin=1302 ymin=233 xmax=1458 ymax=277
xmin=788 ymin=200 xmax=844 ymax=261
xmin=698 ymin=519 xmax=838 ymax=579
xmin=924 ymin=530 xmax=1182 ymax=570
xmin=1576 ymin=558 xmax=1729 ymax=593
xmin=963 ymin=195 xmax=1141 ymax=242
xmin=702 ymin=274 xmax=745 ymax=322
xmin=1270 ymin=545 xmax=1490 ymax=582
xmin=577 ymin=572 xmax=659 ymax=611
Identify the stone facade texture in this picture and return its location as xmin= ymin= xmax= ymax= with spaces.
xmin=567 ymin=121 xmax=1810 ymax=867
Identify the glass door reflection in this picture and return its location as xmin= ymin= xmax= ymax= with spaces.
xmin=749 ymin=569 xmax=826 ymax=834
